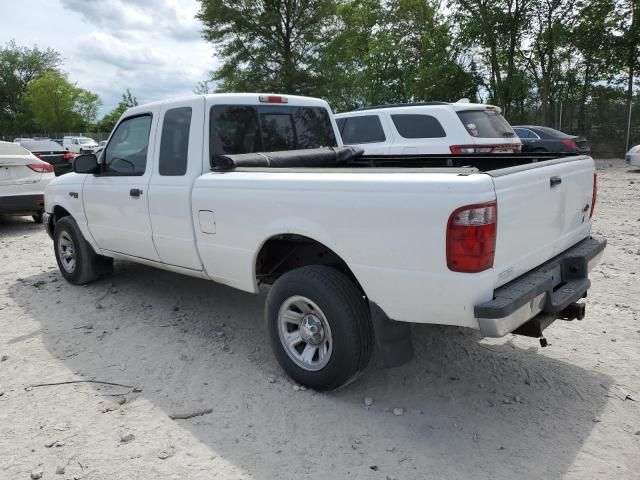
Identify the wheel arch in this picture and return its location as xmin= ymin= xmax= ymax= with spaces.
xmin=254 ymin=233 xmax=365 ymax=295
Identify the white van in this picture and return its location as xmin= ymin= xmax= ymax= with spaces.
xmin=62 ymin=136 xmax=99 ymax=154
xmin=334 ymin=101 xmax=522 ymax=155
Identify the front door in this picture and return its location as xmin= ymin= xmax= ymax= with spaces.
xmin=83 ymin=111 xmax=160 ymax=261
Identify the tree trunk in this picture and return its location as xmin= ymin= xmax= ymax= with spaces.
xmin=578 ymin=61 xmax=591 ymax=134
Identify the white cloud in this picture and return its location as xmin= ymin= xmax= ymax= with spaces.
xmin=1 ymin=0 xmax=216 ymax=118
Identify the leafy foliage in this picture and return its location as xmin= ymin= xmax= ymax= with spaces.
xmin=0 ymin=41 xmax=61 ymax=133
xmin=24 ymin=71 xmax=101 ymax=132
xmin=197 ymin=0 xmax=337 ymax=94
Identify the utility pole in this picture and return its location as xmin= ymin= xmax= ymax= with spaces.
xmin=625 ymin=1 xmax=638 ymax=152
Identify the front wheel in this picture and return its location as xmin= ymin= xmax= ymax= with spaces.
xmin=266 ymin=265 xmax=374 ymax=391
xmin=53 ymin=216 xmax=112 ymax=285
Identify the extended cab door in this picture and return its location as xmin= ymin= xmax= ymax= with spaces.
xmin=147 ymin=97 xmax=205 ymax=270
xmin=83 ymin=110 xmax=160 ymax=261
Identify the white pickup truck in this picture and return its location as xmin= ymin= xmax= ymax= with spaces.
xmin=43 ymin=93 xmax=605 ymax=390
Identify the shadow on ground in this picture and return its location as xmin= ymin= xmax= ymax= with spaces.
xmin=5 ymin=218 xmax=613 ymax=479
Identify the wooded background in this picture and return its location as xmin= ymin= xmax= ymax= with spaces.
xmin=1 ymin=0 xmax=638 ymax=156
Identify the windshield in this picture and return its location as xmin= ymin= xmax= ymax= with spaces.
xmin=21 ymin=140 xmax=64 ymax=151
xmin=457 ymin=110 xmax=516 ymax=139
xmin=79 ymin=138 xmax=96 ymax=144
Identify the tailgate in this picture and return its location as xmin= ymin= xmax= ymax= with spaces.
xmin=490 ymin=156 xmax=595 ymax=287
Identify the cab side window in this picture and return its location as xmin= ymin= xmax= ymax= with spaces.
xmin=159 ymin=107 xmax=191 ymax=176
xmin=103 ymin=115 xmax=152 ymax=175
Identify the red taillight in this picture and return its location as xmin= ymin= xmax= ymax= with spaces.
xmin=450 ymin=145 xmax=477 ymax=154
xmin=259 ymin=95 xmax=288 ymax=104
xmin=27 ymin=163 xmax=53 ymax=173
xmin=450 ymin=144 xmax=521 ymax=154
xmin=63 ymin=152 xmax=74 ymax=160
xmin=447 ymin=201 xmax=497 ymax=273
xmin=590 ymin=173 xmax=597 ymax=219
xmin=561 ymin=139 xmax=578 ymax=149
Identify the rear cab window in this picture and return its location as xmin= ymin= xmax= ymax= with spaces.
xmin=210 ymin=105 xmax=337 ymax=157
xmin=337 ymin=115 xmax=386 ymax=144
xmin=457 ymin=109 xmax=516 ymax=139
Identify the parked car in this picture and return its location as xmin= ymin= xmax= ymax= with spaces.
xmin=17 ymin=139 xmax=74 ymax=176
xmin=625 ymin=144 xmax=640 ymax=167
xmin=513 ymin=126 xmax=590 ymax=154
xmin=43 ymin=93 xmax=604 ymax=391
xmin=62 ymin=136 xmax=99 ymax=154
xmin=0 ymin=141 xmax=54 ymax=222
xmin=334 ymin=101 xmax=522 ymax=155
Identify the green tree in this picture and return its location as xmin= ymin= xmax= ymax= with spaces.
xmin=0 ymin=40 xmax=61 ymax=134
xmin=568 ymin=0 xmax=618 ymax=132
xmin=320 ymin=0 xmax=480 ymax=111
xmin=95 ymin=89 xmax=138 ymax=133
xmin=453 ymin=0 xmax=532 ymax=117
xmin=196 ymin=0 xmax=337 ymax=94
xmin=24 ymin=71 xmax=101 ymax=132
xmin=621 ymin=0 xmax=639 ymax=150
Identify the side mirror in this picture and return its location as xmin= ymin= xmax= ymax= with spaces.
xmin=73 ymin=154 xmax=100 ymax=174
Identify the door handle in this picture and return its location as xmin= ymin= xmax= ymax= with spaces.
xmin=550 ymin=176 xmax=562 ymax=187
xmin=129 ymin=188 xmax=142 ymax=197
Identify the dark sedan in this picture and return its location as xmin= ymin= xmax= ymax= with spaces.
xmin=18 ymin=139 xmax=74 ymax=176
xmin=512 ymin=126 xmax=590 ymax=155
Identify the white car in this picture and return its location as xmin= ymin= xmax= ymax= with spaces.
xmin=626 ymin=145 xmax=640 ymax=166
xmin=62 ymin=136 xmax=99 ymax=154
xmin=334 ymin=101 xmax=522 ymax=155
xmin=0 ymin=141 xmax=54 ymax=222
xmin=44 ymin=93 xmax=604 ymax=390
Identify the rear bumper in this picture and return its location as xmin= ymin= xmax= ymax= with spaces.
xmin=475 ymin=236 xmax=606 ymax=337
xmin=0 ymin=194 xmax=44 ymax=215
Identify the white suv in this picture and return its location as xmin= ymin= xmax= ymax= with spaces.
xmin=334 ymin=101 xmax=521 ymax=155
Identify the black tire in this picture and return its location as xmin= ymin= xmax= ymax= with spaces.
xmin=32 ymin=210 xmax=43 ymax=224
xmin=266 ymin=265 xmax=374 ymax=391
xmin=53 ymin=216 xmax=112 ymax=285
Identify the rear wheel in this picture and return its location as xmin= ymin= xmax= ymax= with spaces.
xmin=53 ymin=216 xmax=112 ymax=285
xmin=266 ymin=265 xmax=373 ymax=391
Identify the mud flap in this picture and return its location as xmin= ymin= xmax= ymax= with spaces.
xmin=370 ymin=302 xmax=414 ymax=368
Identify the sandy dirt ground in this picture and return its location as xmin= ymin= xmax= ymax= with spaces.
xmin=0 ymin=160 xmax=638 ymax=480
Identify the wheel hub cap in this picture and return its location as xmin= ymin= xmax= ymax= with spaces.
xmin=277 ymin=296 xmax=333 ymax=371
xmin=300 ymin=314 xmax=324 ymax=345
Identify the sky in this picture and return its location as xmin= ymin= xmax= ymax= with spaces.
xmin=1 ymin=0 xmax=217 ymax=117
